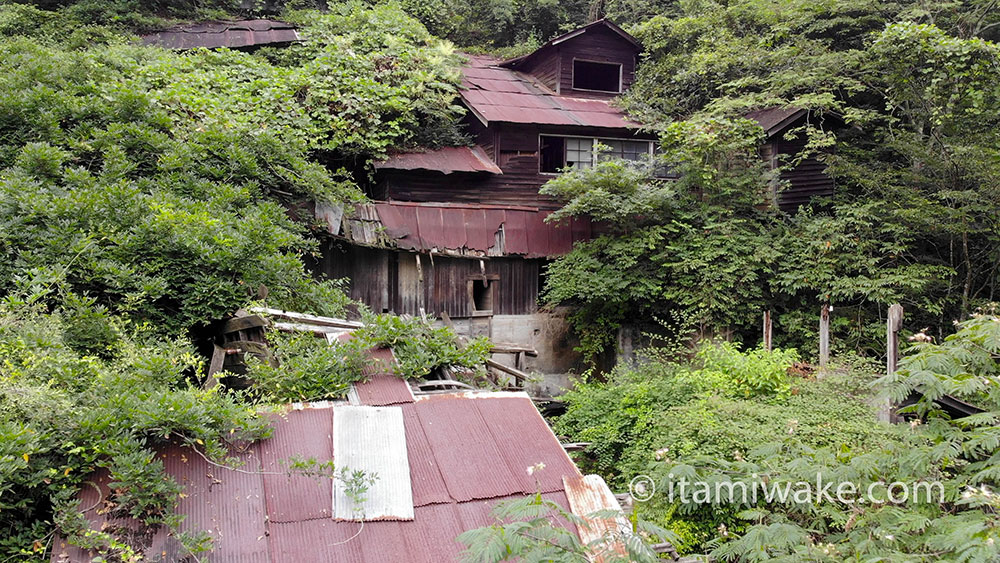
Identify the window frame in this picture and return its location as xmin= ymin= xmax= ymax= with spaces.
xmin=570 ymin=58 xmax=624 ymax=94
xmin=538 ymin=134 xmax=654 ymax=175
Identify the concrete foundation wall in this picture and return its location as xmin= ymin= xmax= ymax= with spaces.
xmin=440 ymin=308 xmax=584 ymax=397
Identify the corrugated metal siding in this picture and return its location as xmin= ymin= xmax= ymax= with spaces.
xmin=563 ymin=474 xmax=628 ymax=560
xmin=411 ymin=395 xmax=530 ymax=502
xmin=52 ymin=391 xmax=603 ymax=563
xmin=333 ymin=406 xmax=414 ymax=521
xmin=258 ymin=408 xmax=333 ymax=522
xmin=161 ymin=446 xmax=271 ymax=563
xmin=376 ymin=146 xmax=502 ymax=175
xmin=400 ymin=403 xmax=453 ymax=507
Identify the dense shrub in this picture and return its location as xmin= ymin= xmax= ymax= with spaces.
xmin=555 ymin=343 xmax=899 ymax=553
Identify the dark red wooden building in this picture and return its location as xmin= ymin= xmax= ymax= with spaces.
xmin=315 ymin=19 xmax=835 ymax=375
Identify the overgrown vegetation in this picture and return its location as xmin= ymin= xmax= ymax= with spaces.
xmin=540 ymin=1 xmax=1000 ymax=362
xmin=0 ymin=3 xmax=475 ymax=559
xmin=0 ymin=295 xmax=271 ymax=560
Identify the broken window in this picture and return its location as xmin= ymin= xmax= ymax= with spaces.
xmin=539 ymin=135 xmax=566 ymax=173
xmin=598 ymin=140 xmax=651 ymax=162
xmin=471 ymin=279 xmax=494 ymax=314
xmin=572 ymin=60 xmax=621 ymax=93
xmin=541 ymin=136 xmax=655 ymax=173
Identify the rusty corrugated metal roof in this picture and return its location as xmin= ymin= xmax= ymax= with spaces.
xmin=340 ymin=201 xmax=593 ymax=258
xmin=52 ymin=386 xmax=621 ymax=562
xmin=141 ymin=20 xmax=299 ymax=50
xmin=563 ymin=474 xmax=628 ymax=561
xmin=352 ymin=348 xmax=416 ymax=406
xmin=375 ymin=146 xmax=503 ymax=175
xmin=460 ymin=56 xmax=637 ymax=129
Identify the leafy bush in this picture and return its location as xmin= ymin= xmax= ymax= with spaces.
xmin=244 ymin=330 xmax=369 ymax=403
xmin=0 ymin=298 xmax=271 ymax=560
xmin=355 ymin=313 xmax=492 ymax=380
xmin=555 ymin=343 xmax=898 ymax=554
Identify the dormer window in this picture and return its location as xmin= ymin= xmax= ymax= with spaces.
xmin=572 ymin=60 xmax=622 ymax=93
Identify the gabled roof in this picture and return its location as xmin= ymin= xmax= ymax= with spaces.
xmin=141 ymin=19 xmax=299 ymax=50
xmin=498 ymin=19 xmax=642 ymax=70
xmin=52 ymin=358 xmax=624 ymax=562
xmin=376 ymin=146 xmax=502 ymax=175
xmin=746 ymin=107 xmax=809 ymax=138
xmin=460 ymin=55 xmax=639 ymax=128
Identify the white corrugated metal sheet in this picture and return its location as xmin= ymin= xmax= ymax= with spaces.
xmin=333 ymin=406 xmax=414 ymax=521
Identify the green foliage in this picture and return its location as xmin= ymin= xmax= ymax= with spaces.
xmin=0 ymin=298 xmax=271 ymax=560
xmin=541 ymin=1 xmax=1000 ymax=361
xmin=596 ymin=314 xmax=1000 ymax=561
xmin=243 ymin=330 xmax=368 ymax=403
xmin=457 ymin=492 xmax=665 ymax=562
xmin=555 ymin=344 xmax=899 ymax=554
xmin=355 ymin=312 xmax=492 ymax=379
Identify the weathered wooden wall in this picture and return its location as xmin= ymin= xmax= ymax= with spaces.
xmin=764 ymin=115 xmax=836 ymax=212
xmin=314 ymin=241 xmax=542 ymax=317
xmin=382 ymin=122 xmax=656 ymax=209
xmin=556 ymin=26 xmax=638 ymax=97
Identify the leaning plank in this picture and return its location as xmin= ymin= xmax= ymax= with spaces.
xmin=249 ymin=307 xmax=363 ymax=329
xmin=485 ymin=359 xmax=528 ymax=384
xmin=490 ymin=344 xmax=539 ymax=356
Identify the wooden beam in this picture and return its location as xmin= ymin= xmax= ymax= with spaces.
xmin=882 ymin=303 xmax=904 ymax=423
xmin=485 ymin=359 xmax=528 ymax=386
xmin=249 ymin=307 xmax=363 ymax=329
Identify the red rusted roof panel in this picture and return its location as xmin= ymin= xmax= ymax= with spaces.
xmin=259 ymin=407 xmax=333 ymax=522
xmin=411 ymin=394 xmax=529 ymax=501
xmin=400 ymin=403 xmax=452 ymax=507
xmin=463 ymin=207 xmax=493 ymax=251
xmin=460 ymin=56 xmax=638 ymax=129
xmin=370 ymin=202 xmax=590 ymax=258
xmin=52 ymin=391 xmax=598 ymax=563
xmin=142 ymin=20 xmax=299 ymax=50
xmin=474 ymin=396 xmax=582 ymax=494
xmin=161 ymin=446 xmax=271 ymax=562
xmin=375 ymin=146 xmax=502 ymax=175
xmin=355 ymin=348 xmax=415 ymax=406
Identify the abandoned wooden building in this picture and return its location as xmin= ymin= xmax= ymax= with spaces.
xmin=314 ymin=19 xmax=836 ymax=376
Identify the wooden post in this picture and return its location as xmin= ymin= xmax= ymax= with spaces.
xmin=819 ymin=304 xmax=831 ymax=367
xmin=881 ymin=304 xmax=904 ymax=423
xmin=763 ymin=311 xmax=773 ymax=352
xmin=887 ymin=304 xmax=904 ymax=375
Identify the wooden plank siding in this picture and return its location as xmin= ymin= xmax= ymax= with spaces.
xmin=313 ymin=241 xmax=541 ymax=317
xmin=764 ymin=116 xmax=836 ymax=212
xmin=557 ymin=26 xmax=638 ymax=98
xmin=383 ymin=122 xmax=656 ymax=209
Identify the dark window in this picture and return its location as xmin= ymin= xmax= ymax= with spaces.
xmin=471 ymin=279 xmax=494 ymax=313
xmin=572 ymin=60 xmax=621 ymax=92
xmin=539 ymin=135 xmax=566 ymax=173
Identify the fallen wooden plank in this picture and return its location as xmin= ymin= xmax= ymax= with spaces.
xmin=249 ymin=307 xmax=363 ymax=329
